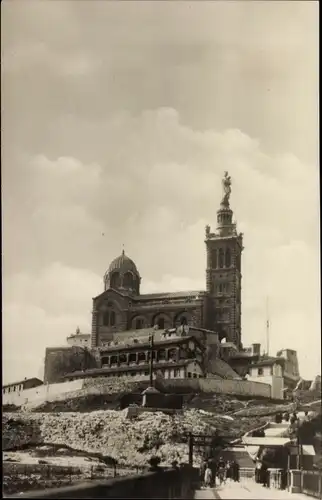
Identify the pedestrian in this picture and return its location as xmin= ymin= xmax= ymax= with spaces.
xmin=283 ymin=412 xmax=289 ymax=422
xmin=226 ymin=461 xmax=232 ymax=481
xmin=232 ymin=460 xmax=240 ymax=482
xmin=290 ymin=412 xmax=298 ymax=425
xmin=255 ymin=459 xmax=262 ymax=483
xmin=199 ymin=460 xmax=207 ymax=488
xmin=217 ymin=457 xmax=226 ymax=485
xmin=204 ymin=464 xmax=213 ymax=488
xmin=275 ymin=412 xmax=283 ymax=423
xmin=260 ymin=462 xmax=269 ymax=487
xmin=208 ymin=458 xmax=217 ymax=487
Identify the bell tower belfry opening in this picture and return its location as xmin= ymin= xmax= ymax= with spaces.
xmin=205 ymin=172 xmax=243 ymax=349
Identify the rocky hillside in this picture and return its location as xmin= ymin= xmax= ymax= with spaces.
xmin=3 ymin=396 xmax=298 ymax=469
xmin=3 ymin=376 xmax=320 ymax=470
xmin=3 ymin=410 xmax=214 ymax=467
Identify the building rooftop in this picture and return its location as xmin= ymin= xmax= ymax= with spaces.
xmin=242 ymin=437 xmax=292 ymax=447
xmin=134 ymin=290 xmax=206 ymax=301
xmin=3 ymin=377 xmax=43 ymax=389
xmin=250 ymin=357 xmax=285 ymax=368
xmin=67 ymin=333 xmax=90 ymax=339
xmin=110 ymin=325 xmax=212 ymax=345
xmin=64 ymin=358 xmax=202 ymax=379
xmin=97 ymin=335 xmax=203 ymax=352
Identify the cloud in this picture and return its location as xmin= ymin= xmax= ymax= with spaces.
xmin=2 ymin=2 xmax=318 ymax=163
xmin=2 ymin=108 xmax=320 ymax=381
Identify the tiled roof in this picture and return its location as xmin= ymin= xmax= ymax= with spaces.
xmin=93 ymin=288 xmax=206 ymax=302
xmin=3 ymin=377 xmax=43 ymax=389
xmin=112 ymin=328 xmax=164 ymax=342
xmin=67 ymin=333 xmax=90 ymax=339
xmin=98 ymin=335 xmax=203 ymax=353
xmin=230 ymin=352 xmax=259 ymax=359
xmin=251 ymin=357 xmax=285 ymax=368
xmin=64 ymin=359 xmax=201 ymax=378
xmin=211 ymin=359 xmax=242 ymax=380
xmin=133 ymin=290 xmax=206 ymax=301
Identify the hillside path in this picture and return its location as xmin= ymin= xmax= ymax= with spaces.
xmin=194 ymin=488 xmax=219 ymax=499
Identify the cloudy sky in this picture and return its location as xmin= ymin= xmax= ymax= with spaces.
xmin=2 ymin=1 xmax=319 ymax=383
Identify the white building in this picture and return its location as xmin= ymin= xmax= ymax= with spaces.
xmin=66 ymin=327 xmax=91 ymax=347
xmin=247 ymin=357 xmax=284 ymax=399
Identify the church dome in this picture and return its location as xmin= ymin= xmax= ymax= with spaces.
xmin=108 ymin=250 xmax=139 ymax=276
xmin=104 ymin=249 xmax=141 ymax=294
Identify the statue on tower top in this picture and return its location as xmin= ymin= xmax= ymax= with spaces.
xmin=221 ymin=171 xmax=232 ymax=207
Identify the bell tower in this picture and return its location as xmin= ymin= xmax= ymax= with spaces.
xmin=205 ymin=172 xmax=243 ymax=349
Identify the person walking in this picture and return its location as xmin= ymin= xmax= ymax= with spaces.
xmin=204 ymin=464 xmax=213 ymax=488
xmin=226 ymin=461 xmax=232 ymax=481
xmin=255 ymin=459 xmax=262 ymax=483
xmin=260 ymin=462 xmax=269 ymax=488
xmin=199 ymin=460 xmax=207 ymax=488
xmin=217 ymin=457 xmax=226 ymax=486
xmin=232 ymin=460 xmax=240 ymax=482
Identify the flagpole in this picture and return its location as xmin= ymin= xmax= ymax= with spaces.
xmin=266 ymin=296 xmax=270 ymax=356
xmin=149 ymin=333 xmax=154 ymax=387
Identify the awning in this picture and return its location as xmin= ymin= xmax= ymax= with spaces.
xmin=242 ymin=437 xmax=292 ymax=447
xmin=289 ymin=445 xmax=316 ymax=456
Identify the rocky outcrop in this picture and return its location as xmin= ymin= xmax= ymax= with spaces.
xmin=3 ymin=410 xmax=214 ymax=467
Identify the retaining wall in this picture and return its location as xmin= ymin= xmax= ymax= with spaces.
xmin=3 ymin=373 xmax=272 ymax=410
xmin=158 ymin=377 xmax=271 ymax=398
xmin=3 ymin=380 xmax=84 ymax=407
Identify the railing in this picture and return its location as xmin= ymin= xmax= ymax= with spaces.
xmin=289 ymin=469 xmax=322 ymax=498
xmin=302 ymin=470 xmax=322 ymax=498
xmin=4 ymin=466 xmax=197 ymax=499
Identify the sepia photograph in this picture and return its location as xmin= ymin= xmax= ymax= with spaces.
xmin=2 ymin=1 xmax=320 ymax=498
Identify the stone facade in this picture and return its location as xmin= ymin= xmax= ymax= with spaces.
xmin=44 ymin=346 xmax=98 ymax=384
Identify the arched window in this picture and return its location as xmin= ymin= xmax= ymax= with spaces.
xmin=110 ymin=272 xmax=120 ymax=289
xmin=123 ymin=272 xmax=133 ymax=288
xmin=225 ymin=248 xmax=231 ymax=268
xmin=218 ymin=249 xmax=224 ymax=269
xmin=174 ymin=312 xmax=190 ymax=328
xmin=103 ymin=311 xmax=110 ymax=326
xmin=136 ymin=318 xmax=144 ymax=329
xmin=211 ymin=249 xmax=217 ymax=269
xmin=102 ymin=307 xmax=117 ymax=327
xmin=158 ymin=318 xmax=165 ymax=329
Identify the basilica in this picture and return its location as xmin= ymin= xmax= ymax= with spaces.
xmin=91 ymin=172 xmax=243 ymax=350
xmin=44 ymin=173 xmax=247 ymax=384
